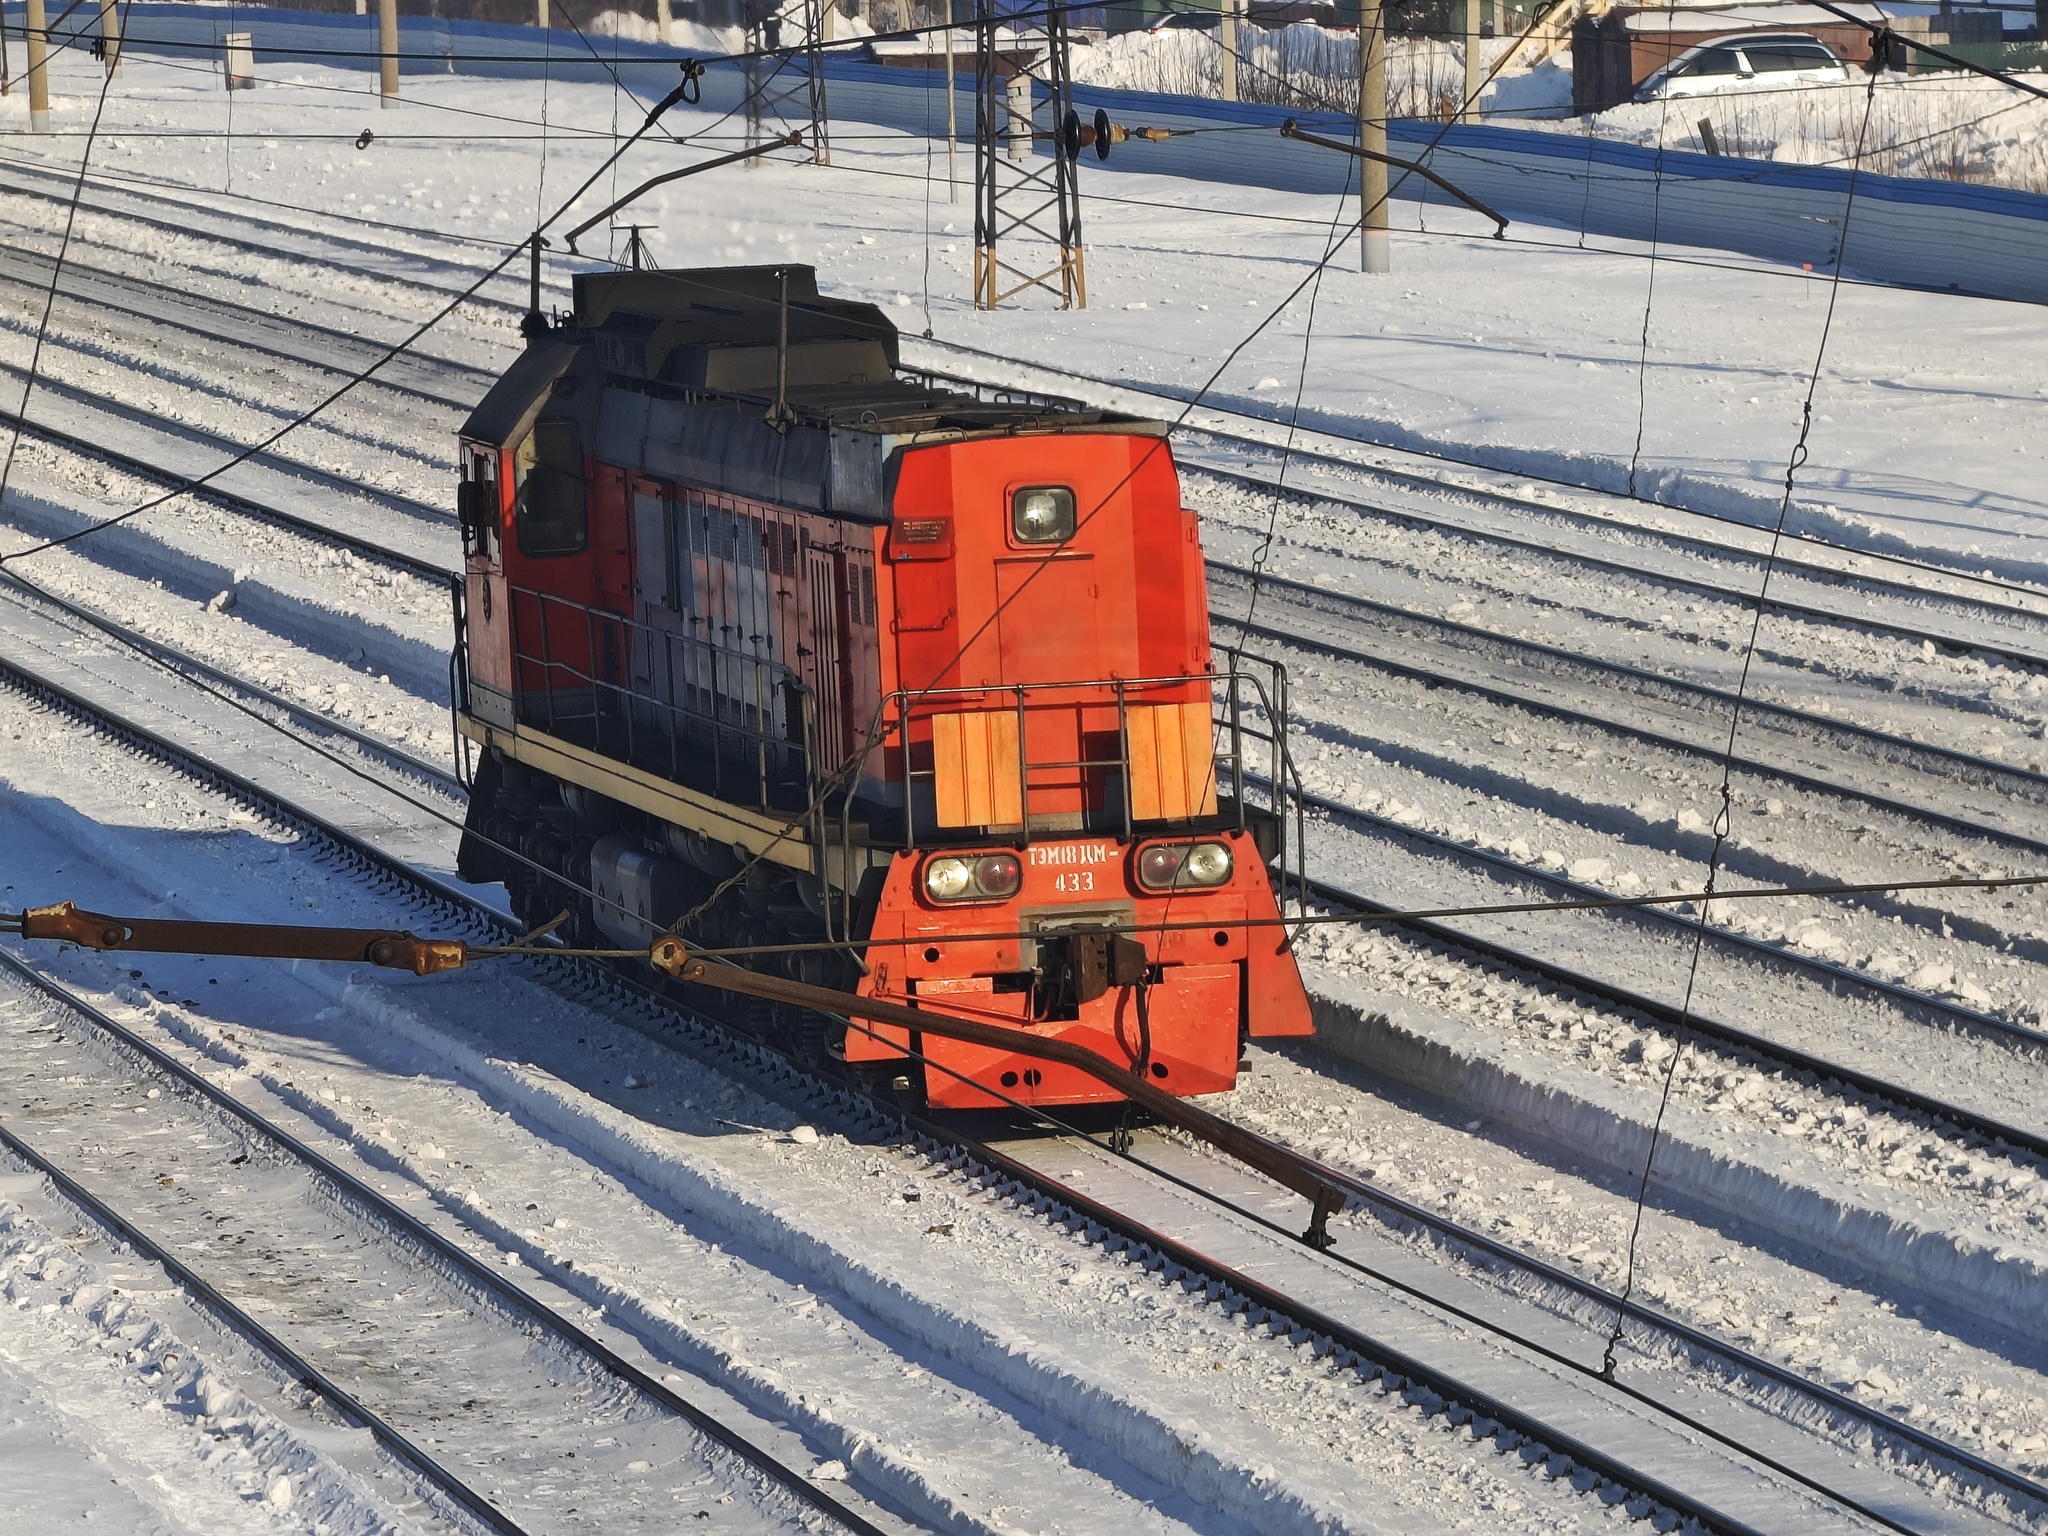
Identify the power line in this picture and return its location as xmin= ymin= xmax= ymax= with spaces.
xmin=1601 ymin=54 xmax=1888 ymax=1387
xmin=0 ymin=0 xmax=126 ymax=535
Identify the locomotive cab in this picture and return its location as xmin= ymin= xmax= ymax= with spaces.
xmin=451 ymin=265 xmax=1313 ymax=1111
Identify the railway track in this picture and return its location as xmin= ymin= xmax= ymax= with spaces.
xmin=1297 ymin=829 xmax=2048 ymax=1160
xmin=1 ymin=535 xmax=2027 ymax=1534
xmin=0 ymin=404 xmax=453 ymax=582
xmin=905 ymin=348 xmax=2048 ymax=640
xmin=15 ymin=188 xmax=2048 ymax=1170
xmin=16 ymin=238 xmax=2048 ymax=837
xmin=0 ymin=952 xmax=881 ymax=1536
xmin=0 ymin=568 xmax=462 ymax=797
xmin=11 ymin=153 xmax=2048 ymax=664
xmin=1215 ymin=559 xmax=2048 ymax=850
xmin=12 ymin=150 xmax=2048 ymax=1523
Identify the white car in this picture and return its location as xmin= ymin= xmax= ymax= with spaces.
xmin=1631 ymin=33 xmax=1850 ymax=102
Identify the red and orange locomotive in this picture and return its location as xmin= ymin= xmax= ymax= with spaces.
xmin=452 ymin=266 xmax=1312 ymax=1109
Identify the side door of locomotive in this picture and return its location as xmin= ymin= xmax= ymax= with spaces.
xmin=588 ymin=465 xmax=634 ymax=692
xmin=796 ymin=523 xmax=855 ymax=770
xmin=458 ymin=440 xmax=515 ymax=729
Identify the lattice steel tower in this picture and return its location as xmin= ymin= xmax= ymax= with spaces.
xmin=971 ymin=0 xmax=1085 ymax=309
xmin=744 ymin=0 xmax=832 ymax=165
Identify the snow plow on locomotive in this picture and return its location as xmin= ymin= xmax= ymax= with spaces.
xmin=450 ymin=265 xmax=1314 ymax=1110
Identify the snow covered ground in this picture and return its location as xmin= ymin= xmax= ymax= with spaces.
xmin=1565 ymin=69 xmax=2048 ymax=193
xmin=4 ymin=43 xmax=2048 ymax=1531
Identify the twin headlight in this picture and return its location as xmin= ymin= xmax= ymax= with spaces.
xmin=922 ymin=840 xmax=1233 ymax=902
xmin=1136 ymin=840 xmax=1234 ymax=891
xmin=923 ymin=852 xmax=1023 ymax=903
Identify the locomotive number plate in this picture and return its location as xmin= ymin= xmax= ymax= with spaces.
xmin=1029 ymin=841 xmax=1114 ymax=896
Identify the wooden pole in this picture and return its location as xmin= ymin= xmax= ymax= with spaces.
xmin=658 ymin=0 xmax=673 ymax=44
xmin=1219 ymin=0 xmax=1237 ymax=102
xmin=379 ymin=0 xmax=398 ymax=107
xmin=1463 ymin=0 xmax=1481 ymax=122
xmin=26 ymin=0 xmax=50 ymax=132
xmin=944 ymin=10 xmax=958 ymax=201
xmin=1359 ymin=0 xmax=1389 ymax=271
xmin=96 ymin=0 xmax=118 ymax=74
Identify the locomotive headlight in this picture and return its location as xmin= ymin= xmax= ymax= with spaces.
xmin=924 ymin=857 xmax=974 ymax=901
xmin=1012 ymin=486 xmax=1075 ymax=544
xmin=1182 ymin=841 xmax=1234 ymax=886
xmin=1136 ymin=840 xmax=1234 ymax=891
xmin=924 ymin=853 xmax=1023 ymax=902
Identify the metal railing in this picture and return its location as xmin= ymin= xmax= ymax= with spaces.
xmin=876 ymin=646 xmax=1302 ymax=887
xmin=501 ymin=583 xmax=821 ymax=817
xmin=457 ymin=580 xmax=1306 ymax=920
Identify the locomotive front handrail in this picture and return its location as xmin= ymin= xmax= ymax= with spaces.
xmin=462 ymin=580 xmax=1305 ymax=911
xmin=874 ymin=656 xmax=1297 ymax=882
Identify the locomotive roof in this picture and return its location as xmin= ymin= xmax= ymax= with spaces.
xmin=569 ymin=265 xmax=1158 ymax=436
xmin=462 ymin=265 xmax=1165 ymax=521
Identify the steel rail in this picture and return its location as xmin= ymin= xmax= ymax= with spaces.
xmin=14 ymin=154 xmax=2047 ymax=654
xmin=1302 ymin=858 xmax=2048 ymax=1163
xmin=0 ymin=407 xmax=453 ymax=584
xmin=0 ymin=1097 xmax=535 ymax=1536
xmin=1182 ymin=459 xmax=2048 ymax=678
xmin=1298 ymin=773 xmax=2048 ymax=1050
xmin=1223 ymin=570 xmax=2048 ymax=858
xmin=1247 ymin=1131 xmax=2048 ymax=1518
xmin=0 ymin=248 xmax=492 ymax=412
xmin=0 ymin=572 xmax=463 ymax=796
xmin=0 ymin=358 xmax=452 ymax=532
xmin=0 ymin=917 xmax=887 ymax=1532
xmin=0 ymin=646 xmax=1883 ymax=1536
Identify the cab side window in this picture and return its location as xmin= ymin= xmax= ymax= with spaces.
xmin=459 ymin=447 xmax=500 ymax=563
xmin=513 ymin=419 xmax=588 ymax=557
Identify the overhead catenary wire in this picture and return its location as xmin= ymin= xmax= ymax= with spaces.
xmin=0 ymin=0 xmax=126 ymax=534
xmin=1600 ymin=55 xmax=1888 ymax=1386
xmin=8 ymin=27 xmax=2039 ymax=962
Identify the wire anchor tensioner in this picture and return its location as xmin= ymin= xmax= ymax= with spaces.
xmin=2 ymin=900 xmax=1349 ymax=1250
xmin=12 ymin=901 xmax=470 ymax=976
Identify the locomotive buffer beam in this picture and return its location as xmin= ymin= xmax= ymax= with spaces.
xmin=651 ymin=941 xmax=1348 ymax=1251
xmin=1279 ymin=119 xmax=1509 ymax=239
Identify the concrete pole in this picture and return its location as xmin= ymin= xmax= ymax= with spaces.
xmin=536 ymin=0 xmax=548 ymax=27
xmin=379 ymin=0 xmax=398 ymax=107
xmin=944 ymin=21 xmax=958 ymax=200
xmin=1359 ymin=0 xmax=1389 ymax=271
xmin=1006 ymin=70 xmax=1030 ymax=162
xmin=1463 ymin=0 xmax=1481 ymax=122
xmin=657 ymin=0 xmax=673 ymax=45
xmin=97 ymin=0 xmax=119 ymax=74
xmin=26 ymin=0 xmax=50 ymax=131
xmin=1219 ymin=0 xmax=1237 ymax=102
